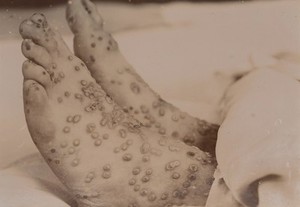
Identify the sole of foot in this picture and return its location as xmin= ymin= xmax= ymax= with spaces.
xmin=66 ymin=0 xmax=219 ymax=155
xmin=20 ymin=13 xmax=216 ymax=207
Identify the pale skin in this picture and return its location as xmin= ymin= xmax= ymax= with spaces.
xmin=20 ymin=12 xmax=216 ymax=207
xmin=19 ymin=1 xmax=300 ymax=206
xmin=66 ymin=0 xmax=219 ymax=155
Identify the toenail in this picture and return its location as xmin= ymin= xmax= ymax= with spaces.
xmin=74 ymin=66 xmax=80 ymax=71
xmin=68 ymin=55 xmax=73 ymax=61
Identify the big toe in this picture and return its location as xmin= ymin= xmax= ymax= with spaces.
xmin=66 ymin=0 xmax=103 ymax=34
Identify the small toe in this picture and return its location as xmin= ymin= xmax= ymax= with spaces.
xmin=22 ymin=39 xmax=52 ymax=68
xmin=23 ymin=79 xmax=55 ymax=144
xmin=22 ymin=60 xmax=52 ymax=88
xmin=23 ymin=79 xmax=48 ymax=106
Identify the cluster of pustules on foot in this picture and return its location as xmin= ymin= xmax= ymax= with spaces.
xmin=20 ymin=0 xmax=219 ymax=206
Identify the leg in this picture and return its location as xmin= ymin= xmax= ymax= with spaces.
xmin=66 ymin=0 xmax=219 ymax=155
xmin=20 ymin=13 xmax=216 ymax=207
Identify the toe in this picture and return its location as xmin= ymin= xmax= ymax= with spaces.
xmin=66 ymin=0 xmax=103 ymax=34
xmin=23 ymin=79 xmax=48 ymax=107
xmin=20 ymin=13 xmax=70 ymax=56
xmin=23 ymin=80 xmax=55 ymax=144
xmin=22 ymin=39 xmax=52 ymax=68
xmin=19 ymin=16 xmax=57 ymax=52
xmin=22 ymin=60 xmax=52 ymax=88
xmin=81 ymin=0 xmax=103 ymax=25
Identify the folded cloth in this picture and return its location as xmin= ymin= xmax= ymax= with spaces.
xmin=207 ymin=68 xmax=300 ymax=207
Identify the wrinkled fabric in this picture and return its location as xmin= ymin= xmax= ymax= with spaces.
xmin=207 ymin=68 xmax=300 ymax=207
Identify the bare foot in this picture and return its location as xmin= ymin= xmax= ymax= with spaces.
xmin=20 ymin=13 xmax=216 ymax=207
xmin=66 ymin=0 xmax=219 ymax=155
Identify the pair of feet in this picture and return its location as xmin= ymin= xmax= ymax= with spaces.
xmin=20 ymin=0 xmax=218 ymax=206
